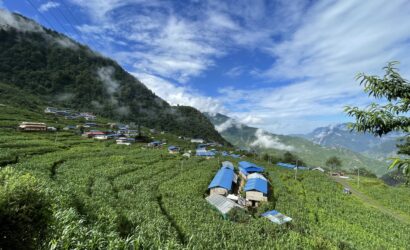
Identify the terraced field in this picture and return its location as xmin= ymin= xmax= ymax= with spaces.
xmin=1 ymin=105 xmax=410 ymax=249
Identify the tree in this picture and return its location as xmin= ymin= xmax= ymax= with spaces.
xmin=345 ymin=62 xmax=410 ymax=183
xmin=283 ymin=151 xmax=306 ymax=166
xmin=326 ymin=156 xmax=342 ymax=171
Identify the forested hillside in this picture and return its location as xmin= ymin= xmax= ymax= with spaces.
xmin=0 ymin=10 xmax=227 ymax=144
xmin=205 ymin=113 xmax=389 ymax=176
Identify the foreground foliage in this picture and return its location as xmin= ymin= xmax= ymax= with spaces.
xmin=0 ymin=127 xmax=409 ymax=249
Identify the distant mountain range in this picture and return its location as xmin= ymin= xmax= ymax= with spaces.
xmin=0 ymin=10 xmax=227 ymax=144
xmin=297 ymin=123 xmax=404 ymax=160
xmin=205 ymin=113 xmax=391 ymax=176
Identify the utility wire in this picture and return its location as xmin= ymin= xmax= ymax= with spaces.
xmin=55 ymin=6 xmax=84 ymax=44
xmin=26 ymin=0 xmax=56 ymax=30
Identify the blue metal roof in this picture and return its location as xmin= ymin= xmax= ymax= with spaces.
xmin=208 ymin=167 xmax=235 ymax=190
xmin=221 ymin=151 xmax=228 ymax=156
xmin=261 ymin=210 xmax=279 ymax=217
xmin=239 ymin=161 xmax=264 ymax=173
xmin=168 ymin=146 xmax=178 ymax=150
xmin=239 ymin=167 xmax=248 ymax=176
xmin=277 ymin=162 xmax=296 ymax=169
xmin=196 ymin=151 xmax=215 ymax=156
xmin=244 ymin=178 xmax=268 ymax=194
xmin=230 ymin=154 xmax=240 ymax=158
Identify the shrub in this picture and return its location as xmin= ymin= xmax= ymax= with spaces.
xmin=0 ymin=167 xmax=52 ymax=250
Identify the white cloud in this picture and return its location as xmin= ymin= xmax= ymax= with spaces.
xmin=250 ymin=129 xmax=294 ymax=151
xmin=65 ymin=0 xmax=410 ymax=135
xmin=132 ymin=72 xmax=225 ymax=113
xmin=39 ymin=1 xmax=60 ymax=13
xmin=0 ymin=9 xmax=43 ymax=32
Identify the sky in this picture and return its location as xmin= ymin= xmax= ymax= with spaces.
xmin=2 ymin=0 xmax=410 ymax=134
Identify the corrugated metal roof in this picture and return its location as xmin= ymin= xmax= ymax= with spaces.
xmin=196 ymin=150 xmax=215 ymax=156
xmin=222 ymin=161 xmax=234 ymax=169
xmin=261 ymin=210 xmax=292 ymax=224
xmin=247 ymin=173 xmax=267 ymax=181
xmin=206 ymin=194 xmax=243 ymax=214
xmin=244 ymin=178 xmax=268 ymax=194
xmin=208 ymin=167 xmax=234 ymax=190
xmin=239 ymin=161 xmax=264 ymax=172
xmin=277 ymin=162 xmax=296 ymax=169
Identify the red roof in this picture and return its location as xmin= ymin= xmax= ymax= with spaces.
xmin=86 ymin=131 xmax=105 ymax=135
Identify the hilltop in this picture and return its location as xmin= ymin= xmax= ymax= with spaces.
xmin=0 ymin=10 xmax=227 ymax=144
xmin=205 ymin=113 xmax=390 ymax=176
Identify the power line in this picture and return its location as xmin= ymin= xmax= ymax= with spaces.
xmin=46 ymin=6 xmax=72 ymax=35
xmin=26 ymin=0 xmax=56 ymax=30
xmin=55 ymin=6 xmax=84 ymax=44
xmin=59 ymin=1 xmax=83 ymax=29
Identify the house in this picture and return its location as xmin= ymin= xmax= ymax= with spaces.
xmin=191 ymin=138 xmax=204 ymax=143
xmin=247 ymin=173 xmax=267 ymax=182
xmin=94 ymin=134 xmax=110 ymax=140
xmin=196 ymin=149 xmax=215 ymax=157
xmin=79 ymin=112 xmax=96 ymax=121
xmin=116 ymin=137 xmax=133 ymax=145
xmin=261 ymin=210 xmax=292 ymax=225
xmin=277 ymin=162 xmax=296 ymax=169
xmin=18 ymin=122 xmax=47 ymax=131
xmin=238 ymin=161 xmax=264 ymax=179
xmin=63 ymin=125 xmax=76 ymax=131
xmin=148 ymin=141 xmax=162 ymax=147
xmin=230 ymin=154 xmax=241 ymax=158
xmin=222 ymin=161 xmax=234 ymax=169
xmin=205 ymin=194 xmax=244 ymax=215
xmin=208 ymin=167 xmax=236 ymax=196
xmin=168 ymin=146 xmax=180 ymax=154
xmin=47 ymin=127 xmax=57 ymax=132
xmin=312 ymin=167 xmax=325 ymax=172
xmin=182 ymin=152 xmax=191 ymax=158
xmin=84 ymin=122 xmax=97 ymax=128
xmin=82 ymin=131 xmax=105 ymax=138
xmin=221 ymin=151 xmax=229 ymax=156
xmin=244 ymin=177 xmax=268 ymax=206
xmin=44 ymin=107 xmax=58 ymax=114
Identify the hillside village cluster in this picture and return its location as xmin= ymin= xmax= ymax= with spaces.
xmin=16 ymin=106 xmax=354 ymax=224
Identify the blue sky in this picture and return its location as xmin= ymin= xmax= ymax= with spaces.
xmin=2 ymin=0 xmax=410 ymax=134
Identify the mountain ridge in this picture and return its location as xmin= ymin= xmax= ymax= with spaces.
xmin=205 ymin=112 xmax=390 ymax=176
xmin=0 ymin=10 xmax=228 ymax=144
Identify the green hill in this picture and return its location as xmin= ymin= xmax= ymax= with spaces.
xmin=205 ymin=113 xmax=390 ymax=176
xmin=0 ymin=10 xmax=227 ymax=144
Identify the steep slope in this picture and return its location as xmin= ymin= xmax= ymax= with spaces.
xmin=0 ymin=10 xmax=227 ymax=144
xmin=205 ymin=113 xmax=389 ymax=176
xmin=299 ymin=123 xmax=403 ymax=159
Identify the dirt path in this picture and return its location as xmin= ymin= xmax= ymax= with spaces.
xmin=332 ymin=177 xmax=410 ymax=225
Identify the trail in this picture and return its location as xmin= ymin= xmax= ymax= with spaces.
xmin=332 ymin=177 xmax=410 ymax=225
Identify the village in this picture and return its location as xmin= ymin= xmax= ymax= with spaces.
xmin=15 ymin=106 xmax=358 ymax=225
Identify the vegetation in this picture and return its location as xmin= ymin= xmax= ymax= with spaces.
xmin=345 ymin=62 xmax=410 ymax=183
xmin=206 ymin=113 xmax=389 ymax=176
xmin=0 ymin=13 xmax=227 ymax=144
xmin=0 ymin=105 xmax=409 ymax=249
xmin=325 ymin=156 xmax=342 ymax=171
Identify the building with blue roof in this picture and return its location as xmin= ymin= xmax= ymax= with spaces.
xmin=244 ymin=176 xmax=268 ymax=206
xmin=277 ymin=162 xmax=308 ymax=170
xmin=196 ymin=148 xmax=215 ymax=157
xmin=238 ymin=161 xmax=264 ymax=179
xmin=208 ymin=167 xmax=235 ymax=196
